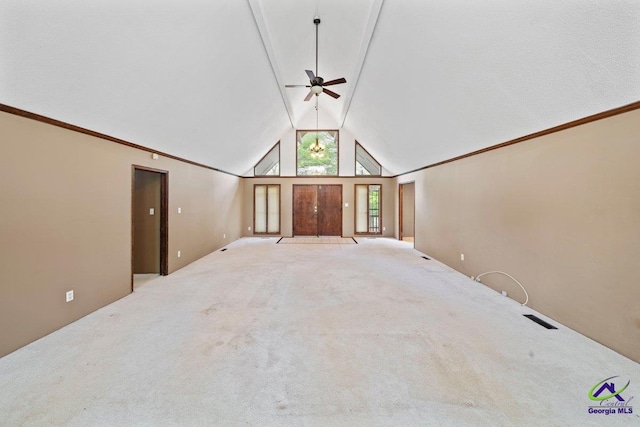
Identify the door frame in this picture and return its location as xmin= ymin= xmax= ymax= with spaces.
xmin=399 ymin=184 xmax=403 ymax=240
xmin=131 ymin=165 xmax=169 ymax=291
xmin=399 ymin=181 xmax=415 ymax=246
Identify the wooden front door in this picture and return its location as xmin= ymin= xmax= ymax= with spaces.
xmin=317 ymin=185 xmax=342 ymax=235
xmin=293 ymin=184 xmax=342 ymax=236
xmin=293 ymin=185 xmax=318 ymax=236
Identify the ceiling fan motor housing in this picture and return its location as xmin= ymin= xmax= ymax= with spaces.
xmin=311 ymin=76 xmax=324 ymax=86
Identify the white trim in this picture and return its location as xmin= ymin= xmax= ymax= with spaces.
xmin=248 ymin=0 xmax=297 ymax=128
xmin=339 ymin=0 xmax=384 ymax=128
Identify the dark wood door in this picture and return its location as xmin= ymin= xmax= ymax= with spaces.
xmin=293 ymin=185 xmax=318 ymax=235
xmin=317 ymin=185 xmax=342 ymax=236
xmin=399 ymin=184 xmax=404 ymax=240
xmin=293 ymin=185 xmax=342 ymax=236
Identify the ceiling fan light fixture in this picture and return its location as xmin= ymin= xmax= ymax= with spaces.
xmin=311 ymin=85 xmax=323 ymax=94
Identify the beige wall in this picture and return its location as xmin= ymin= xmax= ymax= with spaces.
xmin=0 ymin=111 xmax=244 ymax=358
xmin=397 ymin=109 xmax=640 ymax=362
xmin=244 ymin=177 xmax=395 ymax=237
xmin=3 ymin=104 xmax=638 ymax=362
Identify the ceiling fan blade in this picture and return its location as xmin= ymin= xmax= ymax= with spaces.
xmin=285 ymin=85 xmax=310 ymax=88
xmin=323 ymin=77 xmax=347 ymax=86
xmin=323 ymin=88 xmax=340 ymax=99
xmin=304 ymin=91 xmax=314 ymax=101
xmin=305 ymin=70 xmax=315 ymax=80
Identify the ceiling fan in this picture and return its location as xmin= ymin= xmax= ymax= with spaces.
xmin=285 ymin=17 xmax=347 ymax=101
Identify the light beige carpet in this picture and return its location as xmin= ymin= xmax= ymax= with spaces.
xmin=277 ymin=236 xmax=357 ymax=244
xmin=133 ymin=273 xmax=159 ymax=289
xmin=0 ymin=237 xmax=638 ymax=426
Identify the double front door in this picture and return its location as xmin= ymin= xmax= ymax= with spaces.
xmin=293 ymin=185 xmax=342 ymax=236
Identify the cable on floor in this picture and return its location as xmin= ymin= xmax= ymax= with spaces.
xmin=473 ymin=271 xmax=529 ymax=306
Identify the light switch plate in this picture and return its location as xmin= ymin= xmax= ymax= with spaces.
xmin=344 ymin=202 xmax=349 ymax=207
xmin=178 ymin=207 xmax=181 ymax=214
xmin=149 ymin=208 xmax=155 ymax=215
xmin=66 ymin=290 xmax=74 ymax=302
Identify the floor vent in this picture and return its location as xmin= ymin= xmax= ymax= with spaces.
xmin=524 ymin=314 xmax=557 ymax=329
xmin=220 ymin=248 xmax=227 ymax=252
xmin=422 ymin=256 xmax=430 ymax=260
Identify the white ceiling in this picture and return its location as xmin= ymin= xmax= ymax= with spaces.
xmin=1 ymin=0 xmax=639 ymax=175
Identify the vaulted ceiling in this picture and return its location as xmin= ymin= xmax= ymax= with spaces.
xmin=1 ymin=1 xmax=638 ymax=175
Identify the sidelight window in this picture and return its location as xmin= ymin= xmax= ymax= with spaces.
xmin=254 ymin=184 xmax=280 ymax=234
xmin=355 ymin=184 xmax=381 ymax=234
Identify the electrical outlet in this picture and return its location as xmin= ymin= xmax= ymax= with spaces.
xmin=66 ymin=290 xmax=74 ymax=302
xmin=223 ymin=234 xmax=226 ymax=239
xmin=177 ymin=250 xmax=181 ymax=258
xmin=460 ymin=254 xmax=465 ymax=261
xmin=501 ymin=290 xmax=508 ymax=297
xmin=248 ymin=226 xmax=252 ymax=231
xmin=383 ymin=227 xmax=386 ymax=231
xmin=178 ymin=207 xmax=181 ymax=214
xmin=149 ymin=208 xmax=154 ymax=215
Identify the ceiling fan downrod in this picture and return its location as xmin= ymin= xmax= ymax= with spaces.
xmin=314 ymin=16 xmax=320 ymax=77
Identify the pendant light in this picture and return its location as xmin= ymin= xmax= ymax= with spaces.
xmin=310 ymin=97 xmax=325 ymax=158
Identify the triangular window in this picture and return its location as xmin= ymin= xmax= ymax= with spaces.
xmin=355 ymin=142 xmax=381 ymax=176
xmin=254 ymin=142 xmax=280 ymax=176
